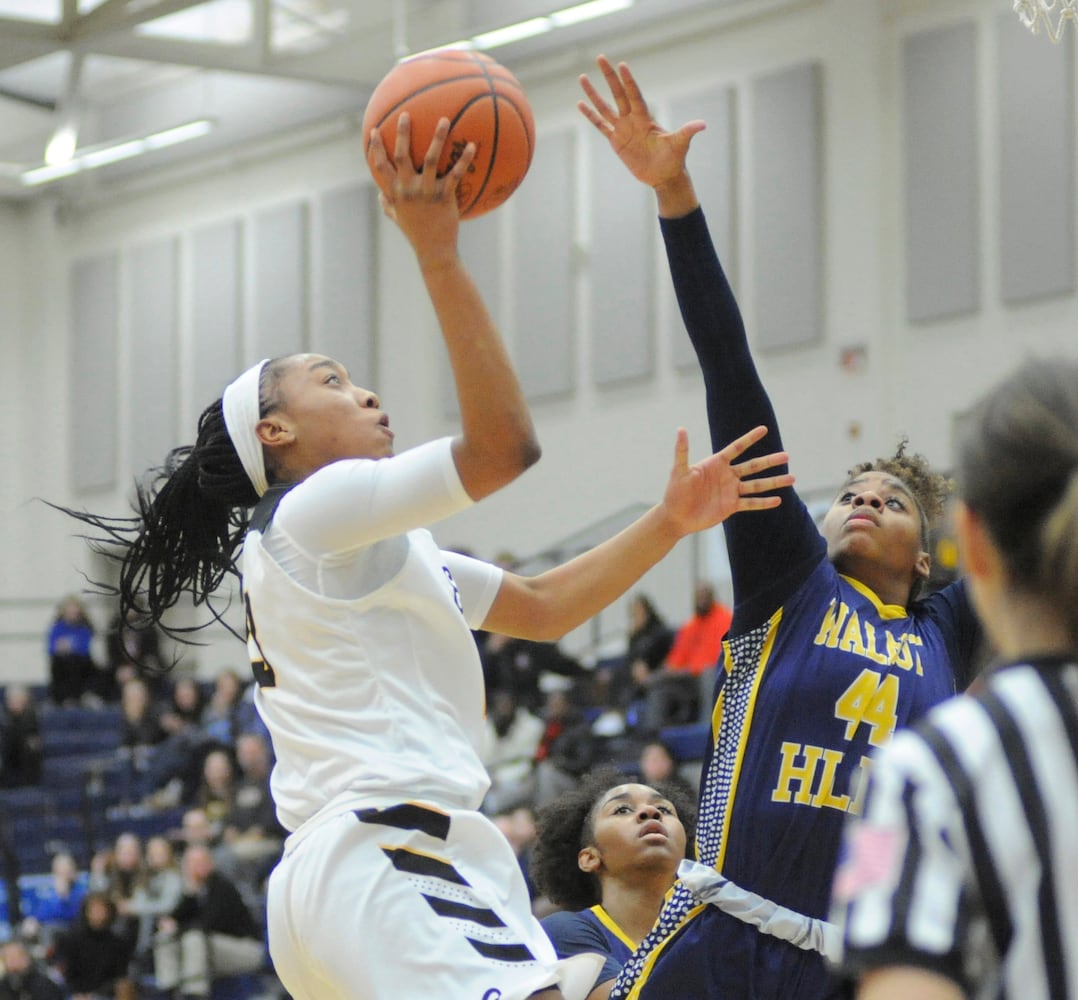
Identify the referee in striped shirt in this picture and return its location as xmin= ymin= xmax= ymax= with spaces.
xmin=831 ymin=356 xmax=1078 ymax=1000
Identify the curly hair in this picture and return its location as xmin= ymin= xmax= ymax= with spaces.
xmin=530 ymin=766 xmax=697 ymax=911
xmin=847 ymin=436 xmax=953 ymax=546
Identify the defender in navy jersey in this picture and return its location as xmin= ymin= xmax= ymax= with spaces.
xmin=57 ymin=115 xmax=794 ymax=1000
xmin=834 ymin=358 xmax=1078 ymax=1000
xmin=578 ymin=56 xmax=982 ymax=1000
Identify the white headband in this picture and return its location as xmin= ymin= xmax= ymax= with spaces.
xmin=222 ymin=359 xmax=270 ymax=497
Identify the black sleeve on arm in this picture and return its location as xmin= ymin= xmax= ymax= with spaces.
xmin=659 ymin=209 xmax=824 ymax=627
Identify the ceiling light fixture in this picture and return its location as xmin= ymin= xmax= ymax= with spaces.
xmin=21 ymin=118 xmax=216 ymax=187
xmin=434 ymin=0 xmax=634 ymax=53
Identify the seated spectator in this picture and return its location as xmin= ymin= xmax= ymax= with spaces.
xmin=533 ymin=688 xmax=599 ymax=809
xmin=481 ymin=631 xmax=586 ymax=714
xmin=152 ymin=845 xmax=264 ymax=999
xmin=0 ymin=684 xmax=44 ymax=788
xmin=0 ymin=937 xmax=64 ymax=1000
xmin=25 ymin=851 xmax=87 ymax=949
xmin=480 ymin=689 xmax=545 ymax=816
xmin=492 ymin=805 xmax=543 ymax=912
xmin=636 ymin=582 xmax=731 ymax=730
xmin=199 ymin=671 xmax=245 ymax=749
xmin=144 ymin=677 xmax=214 ymax=807
xmin=215 ymin=733 xmax=285 ymax=901
xmin=117 ymin=678 xmax=167 ymax=802
xmin=531 ymin=767 xmax=697 ymax=999
xmin=605 ymin=594 xmax=675 ymax=717
xmin=89 ymin=832 xmax=143 ymax=959
xmin=105 ymin=607 xmax=163 ymax=698
xmin=46 ymin=595 xmax=95 ymax=708
xmin=172 ymin=808 xmax=220 ymax=855
xmin=635 ymin=738 xmax=697 ymax=802
xmin=123 ymin=836 xmax=184 ymax=971
xmin=51 ymin=892 xmax=136 ymax=1000
xmin=192 ymin=749 xmax=236 ymax=839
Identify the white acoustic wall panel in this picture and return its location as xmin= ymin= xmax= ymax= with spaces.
xmin=254 ymin=201 xmax=309 ymax=361
xmin=70 ymin=253 xmax=120 ymax=493
xmin=752 ymin=62 xmax=823 ymax=351
xmin=128 ymin=237 xmax=179 ymax=473
xmin=668 ymin=84 xmax=737 ymax=370
xmin=998 ymin=12 xmax=1075 ymax=304
xmin=317 ymin=185 xmax=377 ymax=379
xmin=512 ymin=128 xmax=575 ymax=400
xmin=903 ymin=22 xmax=980 ymax=322
xmin=191 ymin=220 xmax=243 ymax=409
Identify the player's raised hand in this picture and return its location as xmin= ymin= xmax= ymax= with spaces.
xmin=368 ymin=113 xmax=476 ymax=260
xmin=578 ymin=55 xmax=705 ymax=191
xmin=661 ymin=425 xmax=793 ymax=536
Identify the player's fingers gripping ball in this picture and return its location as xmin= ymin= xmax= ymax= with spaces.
xmin=362 ymin=48 xmax=536 ymax=219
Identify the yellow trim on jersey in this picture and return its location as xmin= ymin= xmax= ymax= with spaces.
xmin=714 ymin=608 xmax=782 ymax=873
xmin=840 ymin=574 xmax=909 ymax=620
xmin=624 ymin=903 xmax=709 ymax=1000
xmin=589 ymin=905 xmax=637 ymax=951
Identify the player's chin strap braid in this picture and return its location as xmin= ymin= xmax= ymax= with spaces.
xmin=677 ymin=859 xmax=842 ymax=962
xmin=223 ymin=358 xmax=270 ymax=498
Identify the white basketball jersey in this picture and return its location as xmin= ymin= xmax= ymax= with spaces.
xmin=240 ymin=438 xmax=503 ymax=833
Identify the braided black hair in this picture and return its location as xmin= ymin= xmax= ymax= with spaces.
xmin=51 ymin=358 xmax=290 ymax=648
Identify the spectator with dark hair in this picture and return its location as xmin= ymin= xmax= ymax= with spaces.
xmin=215 ymin=733 xmax=285 ymax=901
xmin=0 ymin=685 xmax=43 ymax=789
xmin=635 ymin=738 xmax=696 ymax=802
xmin=88 ymin=833 xmax=143 ymax=960
xmin=480 ymin=688 xmax=545 ymax=816
xmin=0 ymin=938 xmax=64 ymax=1000
xmin=152 ymin=844 xmax=264 ymax=1000
xmin=199 ymin=670 xmax=246 ymax=749
xmin=105 ymin=607 xmax=163 ymax=697
xmin=534 ymin=688 xmax=600 ymax=809
xmin=51 ymin=892 xmax=135 ymax=1000
xmin=46 ymin=595 xmax=95 ymax=708
xmin=532 ymin=768 xmax=697 ymax=1000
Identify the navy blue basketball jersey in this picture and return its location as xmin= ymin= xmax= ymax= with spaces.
xmin=543 ymin=905 xmax=634 ymax=993
xmin=610 ymin=208 xmax=981 ymax=1000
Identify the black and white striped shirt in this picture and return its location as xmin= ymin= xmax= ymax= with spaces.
xmin=831 ymin=656 xmax=1078 ymax=999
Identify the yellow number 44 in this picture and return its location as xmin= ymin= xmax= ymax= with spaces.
xmin=835 ymin=668 xmax=899 ymax=748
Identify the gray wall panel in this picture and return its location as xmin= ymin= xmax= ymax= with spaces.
xmin=752 ymin=62 xmax=823 ymax=350
xmin=903 ymin=22 xmax=980 ymax=322
xmin=191 ymin=220 xmax=242 ymax=408
xmin=70 ymin=253 xmax=119 ymax=493
xmin=589 ymin=129 xmax=654 ymax=386
xmin=998 ymin=12 xmax=1075 ymax=304
xmin=317 ymin=185 xmax=377 ymax=379
xmin=512 ymin=128 xmax=575 ymax=399
xmin=254 ymin=201 xmax=309 ymax=361
xmin=128 ymin=237 xmax=179 ymax=473
xmin=669 ymin=85 xmax=736 ymax=370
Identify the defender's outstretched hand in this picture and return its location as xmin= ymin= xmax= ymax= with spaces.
xmin=578 ymin=54 xmax=704 ymax=193
xmin=662 ymin=425 xmax=792 ymax=537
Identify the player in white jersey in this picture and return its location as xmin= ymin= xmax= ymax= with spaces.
xmin=832 ymin=356 xmax=1078 ymax=1000
xmin=59 ymin=115 xmax=794 ymax=1000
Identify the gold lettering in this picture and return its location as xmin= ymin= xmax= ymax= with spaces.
xmin=862 ymin=622 xmax=891 ymax=665
xmin=886 ymin=632 xmax=912 ymax=671
xmin=814 ymin=600 xmax=849 ymax=648
xmin=772 ymin=742 xmax=824 ymax=805
xmin=839 ymin=611 xmax=867 ymax=656
xmin=810 ymin=748 xmax=851 ymax=810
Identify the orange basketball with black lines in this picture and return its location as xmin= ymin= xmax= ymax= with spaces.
xmin=362 ymin=48 xmax=535 ymax=220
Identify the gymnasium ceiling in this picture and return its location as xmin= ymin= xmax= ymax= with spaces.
xmin=0 ymin=0 xmax=782 ymax=204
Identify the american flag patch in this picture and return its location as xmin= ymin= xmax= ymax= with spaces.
xmin=833 ymin=822 xmax=905 ymax=901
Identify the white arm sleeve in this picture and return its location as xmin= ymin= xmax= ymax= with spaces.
xmin=274 ymin=437 xmax=471 ymax=557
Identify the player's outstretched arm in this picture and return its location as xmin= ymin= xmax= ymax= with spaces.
xmin=578 ymin=54 xmax=704 ymax=219
xmin=482 ymin=426 xmax=793 ymax=640
xmin=369 ymin=114 xmax=540 ymax=502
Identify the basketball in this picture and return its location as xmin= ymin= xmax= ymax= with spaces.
xmin=362 ymin=49 xmax=535 ymax=220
